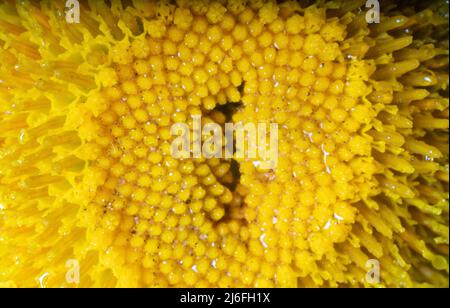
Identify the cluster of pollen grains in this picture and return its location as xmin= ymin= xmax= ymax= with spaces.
xmin=230 ymin=4 xmax=375 ymax=285
xmin=0 ymin=0 xmax=448 ymax=288
xmin=89 ymin=44 xmax=242 ymax=287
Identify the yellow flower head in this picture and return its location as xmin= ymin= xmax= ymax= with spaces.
xmin=0 ymin=0 xmax=448 ymax=288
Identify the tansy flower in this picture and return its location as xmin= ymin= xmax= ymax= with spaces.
xmin=0 ymin=0 xmax=448 ymax=288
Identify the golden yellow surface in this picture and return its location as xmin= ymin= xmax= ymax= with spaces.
xmin=0 ymin=0 xmax=448 ymax=287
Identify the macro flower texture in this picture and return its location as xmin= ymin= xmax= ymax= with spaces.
xmin=0 ymin=0 xmax=448 ymax=288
